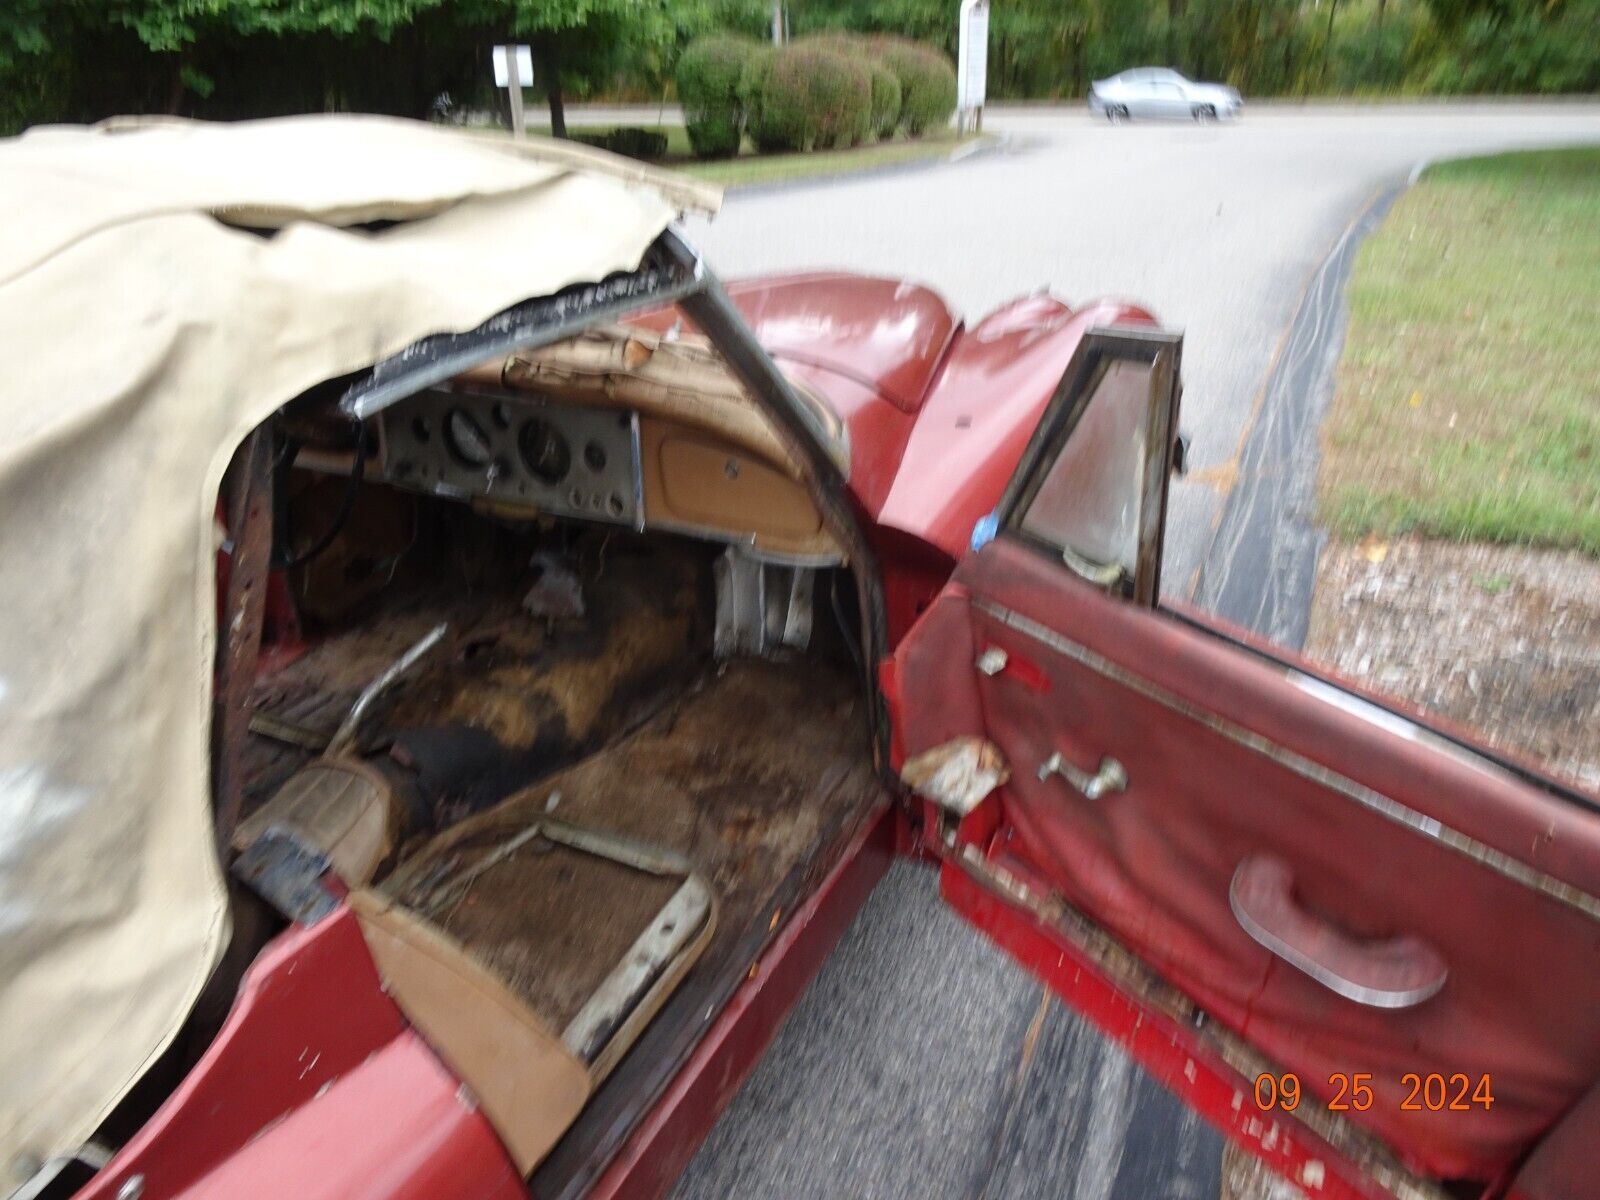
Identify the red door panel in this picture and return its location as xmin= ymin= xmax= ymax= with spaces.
xmin=898 ymin=537 xmax=1600 ymax=1183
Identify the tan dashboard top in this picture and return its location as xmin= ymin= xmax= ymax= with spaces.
xmin=455 ymin=326 xmax=845 ymax=561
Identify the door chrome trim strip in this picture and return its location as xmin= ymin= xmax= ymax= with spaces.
xmin=973 ymin=597 xmax=1600 ymax=922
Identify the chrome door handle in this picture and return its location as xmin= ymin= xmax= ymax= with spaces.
xmin=1037 ymin=752 xmax=1127 ymax=800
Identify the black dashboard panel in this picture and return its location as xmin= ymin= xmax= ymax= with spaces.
xmin=379 ymin=388 xmax=643 ymax=528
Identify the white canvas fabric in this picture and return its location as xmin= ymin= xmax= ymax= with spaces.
xmin=0 ymin=113 xmax=716 ymax=1187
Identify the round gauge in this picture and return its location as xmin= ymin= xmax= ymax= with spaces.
xmin=519 ymin=417 xmax=572 ymax=485
xmin=444 ymin=408 xmax=494 ymax=467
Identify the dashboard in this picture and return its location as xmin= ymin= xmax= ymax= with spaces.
xmin=378 ymin=385 xmax=841 ymax=563
xmin=380 ymin=388 xmax=643 ymax=529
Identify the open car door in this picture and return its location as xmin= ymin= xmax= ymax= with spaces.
xmin=886 ymin=327 xmax=1600 ymax=1199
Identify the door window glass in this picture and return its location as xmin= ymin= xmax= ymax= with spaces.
xmin=997 ymin=326 xmax=1182 ymax=605
xmin=1018 ymin=360 xmax=1153 ymax=579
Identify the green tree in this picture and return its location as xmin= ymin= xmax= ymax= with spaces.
xmin=3 ymin=0 xmax=1597 ymax=136
xmin=2 ymin=0 xmax=725 ymax=134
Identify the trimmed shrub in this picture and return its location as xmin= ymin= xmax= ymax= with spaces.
xmin=738 ymin=46 xmax=783 ymax=152
xmin=676 ymin=35 xmax=760 ymax=159
xmin=750 ymin=45 xmax=872 ymax=152
xmin=795 ymin=34 xmax=903 ymax=139
xmin=870 ymin=37 xmax=957 ymax=136
xmin=866 ymin=61 xmax=903 ymax=140
xmin=573 ymin=127 xmax=669 ymax=160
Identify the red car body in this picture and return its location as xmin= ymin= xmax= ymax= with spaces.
xmin=74 ymin=273 xmax=1598 ymax=1200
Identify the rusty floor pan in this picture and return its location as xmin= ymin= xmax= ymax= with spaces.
xmin=384 ymin=657 xmax=880 ymax=1074
xmin=242 ymin=537 xmax=712 ymax=823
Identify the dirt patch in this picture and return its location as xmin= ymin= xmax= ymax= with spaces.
xmin=1306 ymin=537 xmax=1600 ymax=796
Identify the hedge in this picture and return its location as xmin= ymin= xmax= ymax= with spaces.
xmin=572 ymin=127 xmax=668 ymax=160
xmin=793 ymin=33 xmax=902 ymax=140
xmin=676 ymin=35 xmax=760 ymax=159
xmin=869 ymin=37 xmax=957 ymax=135
xmin=675 ymin=31 xmax=945 ymax=159
xmin=749 ymin=45 xmax=872 ymax=152
xmin=738 ymin=46 xmax=782 ymax=152
xmin=866 ymin=61 xmax=903 ymax=140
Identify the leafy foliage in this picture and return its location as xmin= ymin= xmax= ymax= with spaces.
xmin=1414 ymin=1 xmax=1600 ymax=92
xmin=2 ymin=0 xmax=1595 ymax=137
xmin=573 ymin=125 xmax=670 ymax=158
xmin=865 ymin=60 xmax=903 ymax=139
xmin=792 ymin=0 xmax=1599 ymax=100
xmin=750 ymin=44 xmax=872 ymax=152
xmin=0 ymin=0 xmax=723 ymax=134
xmin=677 ymin=34 xmax=759 ymax=157
xmin=789 ymin=33 xmax=905 ymax=138
xmin=738 ymin=44 xmax=781 ymax=150
xmin=868 ymin=37 xmax=956 ymax=134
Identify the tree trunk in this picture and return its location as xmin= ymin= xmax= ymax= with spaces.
xmin=166 ymin=56 xmax=187 ymax=115
xmin=1322 ymin=0 xmax=1340 ymax=86
xmin=541 ymin=41 xmax=566 ymax=138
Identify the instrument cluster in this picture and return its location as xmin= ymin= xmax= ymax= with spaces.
xmin=379 ymin=388 xmax=642 ymax=528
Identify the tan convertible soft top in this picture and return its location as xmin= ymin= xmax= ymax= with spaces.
xmin=0 ymin=114 xmax=717 ymax=1187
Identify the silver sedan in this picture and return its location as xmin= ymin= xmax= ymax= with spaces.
xmin=1088 ymin=68 xmax=1243 ymax=122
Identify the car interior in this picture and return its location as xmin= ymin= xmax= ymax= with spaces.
xmin=225 ymin=320 xmax=884 ymax=1177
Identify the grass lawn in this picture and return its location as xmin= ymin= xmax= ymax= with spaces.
xmin=1319 ymin=147 xmax=1600 ymax=555
xmin=525 ymin=122 xmax=976 ymax=188
xmin=679 ymin=131 xmax=974 ymax=187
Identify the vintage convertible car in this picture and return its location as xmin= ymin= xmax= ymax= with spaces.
xmin=1 ymin=117 xmax=1596 ymax=1200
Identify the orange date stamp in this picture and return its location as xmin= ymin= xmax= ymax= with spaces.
xmin=1252 ymin=1072 xmax=1494 ymax=1113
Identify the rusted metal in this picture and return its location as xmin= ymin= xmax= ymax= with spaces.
xmin=246 ymin=712 xmax=330 ymax=753
xmin=660 ymin=231 xmax=893 ymax=771
xmin=941 ymin=844 xmax=1445 ymax=1200
xmin=323 ymin=622 xmax=448 ymax=758
xmin=213 ymin=427 xmax=276 ymax=856
xmin=899 ymin=736 xmax=1009 ymax=816
xmin=580 ymin=803 xmax=898 ymax=1200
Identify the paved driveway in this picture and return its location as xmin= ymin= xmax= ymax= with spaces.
xmin=671 ymin=105 xmax=1600 ymax=1200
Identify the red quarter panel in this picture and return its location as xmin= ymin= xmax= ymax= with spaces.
xmin=76 ymin=908 xmax=521 ymax=1200
xmin=904 ymin=537 xmax=1600 ymax=1181
xmin=169 ymin=1033 xmax=522 ymax=1200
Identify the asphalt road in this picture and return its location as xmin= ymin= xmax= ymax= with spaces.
xmin=668 ymin=105 xmax=1600 ymax=1200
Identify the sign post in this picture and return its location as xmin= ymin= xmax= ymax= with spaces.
xmin=956 ymin=0 xmax=989 ymax=134
xmin=493 ymin=44 xmax=534 ymax=139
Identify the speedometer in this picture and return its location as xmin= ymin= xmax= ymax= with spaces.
xmin=519 ymin=417 xmax=572 ymax=484
xmin=444 ymin=408 xmax=494 ymax=467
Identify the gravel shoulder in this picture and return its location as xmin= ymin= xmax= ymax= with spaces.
xmin=1307 ymin=537 xmax=1600 ymax=793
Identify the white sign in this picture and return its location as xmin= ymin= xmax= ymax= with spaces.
xmin=493 ymin=44 xmax=534 ymax=89
xmin=956 ymin=0 xmax=989 ymax=116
